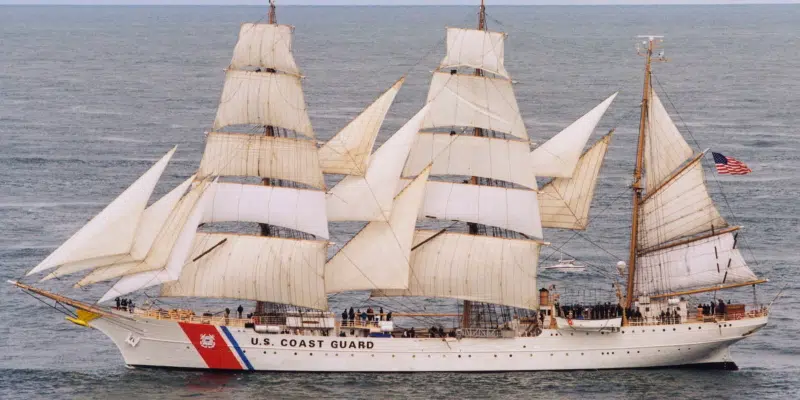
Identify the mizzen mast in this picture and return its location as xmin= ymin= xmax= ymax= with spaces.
xmin=625 ymin=36 xmax=664 ymax=310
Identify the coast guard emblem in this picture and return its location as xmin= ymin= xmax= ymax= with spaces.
xmin=200 ymin=333 xmax=216 ymax=349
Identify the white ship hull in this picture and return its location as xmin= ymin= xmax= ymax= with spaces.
xmin=90 ymin=313 xmax=767 ymax=372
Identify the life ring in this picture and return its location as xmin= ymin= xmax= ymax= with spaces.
xmin=567 ymin=318 xmax=574 ymax=326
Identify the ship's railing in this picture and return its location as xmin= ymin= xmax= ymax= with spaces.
xmin=135 ymin=308 xmax=251 ymax=327
xmin=626 ymin=307 xmax=769 ymax=327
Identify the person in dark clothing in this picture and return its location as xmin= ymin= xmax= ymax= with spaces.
xmin=410 ymin=327 xmax=415 ymax=338
xmin=711 ymin=302 xmax=716 ymax=315
xmin=349 ymin=307 xmax=355 ymax=322
xmin=237 ymin=305 xmax=244 ymax=319
xmin=129 ymin=301 xmax=134 ymax=313
xmin=367 ymin=307 xmax=374 ymax=321
xmin=379 ymin=307 xmax=385 ymax=321
xmin=717 ymin=299 xmax=726 ymax=315
xmin=438 ymin=326 xmax=445 ymax=338
xmin=121 ymin=298 xmax=128 ymax=311
xmin=342 ymin=309 xmax=348 ymax=323
xmin=115 ymin=297 xmax=121 ymax=309
xmin=386 ymin=311 xmax=392 ymax=321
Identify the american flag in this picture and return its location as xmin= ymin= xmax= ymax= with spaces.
xmin=712 ymin=152 xmax=752 ymax=175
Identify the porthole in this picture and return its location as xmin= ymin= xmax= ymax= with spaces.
xmin=612 ymin=352 xmax=615 ymax=355
xmin=412 ymin=355 xmax=416 ymax=358
xmin=673 ymin=328 xmax=676 ymax=331
xmin=509 ymin=354 xmax=512 ymax=358
xmin=294 ymin=352 xmax=297 ymax=356
xmin=637 ymin=351 xmax=640 ymax=354
xmin=310 ymin=353 xmax=313 ymax=356
xmin=566 ymin=353 xmax=569 ymax=356
xmin=689 ymin=327 xmax=692 ymax=330
xmin=371 ymin=354 xmax=374 ymax=357
xmin=428 ymin=355 xmax=431 ymax=358
xmin=263 ymin=351 xmax=267 ymax=354
xmin=523 ymin=345 xmax=527 ymax=349
xmin=335 ymin=353 xmax=338 ymax=357
xmin=550 ymin=353 xmax=554 ymax=356
xmin=627 ymin=351 xmax=630 ymax=354
xmin=468 ymin=355 xmax=472 ymax=358
xmin=571 ymin=333 xmax=574 ymax=336
xmin=458 ymin=355 xmax=461 ymax=358
xmin=274 ymin=351 xmax=277 ymax=355
xmin=392 ymin=355 xmax=395 ymax=358
xmin=243 ymin=350 xmax=247 ymax=353
xmin=530 ymin=354 xmax=533 ymax=357
xmin=351 ymin=354 xmax=354 ymax=357
xmin=325 ymin=353 xmax=328 ymax=356
xmin=601 ymin=352 xmax=604 ymax=355
xmin=662 ymin=329 xmax=666 ymax=332
xmin=494 ymin=355 xmax=497 ymax=358
xmin=581 ymin=353 xmax=584 ymax=356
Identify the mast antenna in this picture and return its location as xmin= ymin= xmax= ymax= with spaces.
xmin=269 ymin=0 xmax=277 ymax=24
xmin=624 ymin=35 xmax=667 ymax=317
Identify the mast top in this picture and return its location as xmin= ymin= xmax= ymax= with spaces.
xmin=269 ymin=0 xmax=277 ymax=24
xmin=478 ymin=0 xmax=487 ymax=31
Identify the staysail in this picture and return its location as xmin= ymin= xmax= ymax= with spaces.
xmin=539 ymin=133 xmax=612 ymax=230
xmin=319 ymin=78 xmax=405 ymax=176
xmin=530 ymin=93 xmax=617 ymax=178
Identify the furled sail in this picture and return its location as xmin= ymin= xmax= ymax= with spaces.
xmin=634 ymin=232 xmax=757 ymax=297
xmin=198 ymin=132 xmax=324 ymax=189
xmin=638 ymin=157 xmax=727 ymax=249
xmin=213 ymin=70 xmax=314 ymax=138
xmin=230 ymin=23 xmax=300 ymax=75
xmin=439 ymin=28 xmax=509 ymax=79
xmin=203 ymin=182 xmax=329 ymax=239
xmin=644 ymin=89 xmax=693 ymax=192
xmin=539 ymin=134 xmax=611 ymax=230
xmin=318 ymin=77 xmax=404 ymax=175
xmin=530 ymin=93 xmax=617 ymax=178
xmin=326 ymin=105 xmax=430 ymax=221
xmin=27 ymin=147 xmax=177 ymax=276
xmin=159 ymin=233 xmax=329 ymax=310
xmin=414 ymin=180 xmax=543 ymax=238
xmin=42 ymin=175 xmax=195 ymax=281
xmin=402 ymin=133 xmax=537 ymax=189
xmin=325 ymin=167 xmax=430 ymax=294
xmin=421 ymin=72 xmax=527 ymax=140
xmin=374 ymin=231 xmax=541 ymax=310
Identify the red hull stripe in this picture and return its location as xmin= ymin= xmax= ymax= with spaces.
xmin=178 ymin=322 xmax=243 ymax=370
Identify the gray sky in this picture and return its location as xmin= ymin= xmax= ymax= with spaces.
xmin=2 ymin=0 xmax=798 ymax=4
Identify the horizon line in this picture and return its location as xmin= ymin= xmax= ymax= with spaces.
xmin=2 ymin=2 xmax=799 ymax=5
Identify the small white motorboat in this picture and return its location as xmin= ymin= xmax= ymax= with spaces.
xmin=541 ymin=257 xmax=586 ymax=272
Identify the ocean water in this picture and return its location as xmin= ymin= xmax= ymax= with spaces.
xmin=1 ymin=4 xmax=799 ymax=399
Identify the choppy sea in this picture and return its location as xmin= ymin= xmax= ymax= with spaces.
xmin=1 ymin=4 xmax=798 ymax=399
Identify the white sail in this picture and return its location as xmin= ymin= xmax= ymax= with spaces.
xmin=530 ymin=93 xmax=617 ymax=178
xmin=539 ymin=135 xmax=611 ymax=230
xmin=198 ymin=132 xmax=324 ymax=189
xmin=203 ymin=182 xmax=329 ymax=239
xmin=318 ymin=77 xmax=404 ymax=175
xmin=635 ymin=232 xmax=756 ymax=296
xmin=374 ymin=231 xmax=541 ymax=310
xmin=43 ymin=175 xmax=195 ymax=280
xmin=403 ymin=133 xmax=537 ymax=189
xmin=644 ymin=89 xmax=694 ymax=192
xmin=27 ymin=147 xmax=177 ymax=276
xmin=639 ymin=158 xmax=727 ymax=249
xmin=96 ymin=181 xmax=215 ymax=301
xmin=213 ymin=70 xmax=314 ymax=138
xmin=325 ymin=167 xmax=430 ymax=294
xmin=159 ymin=233 xmax=329 ymax=310
xmin=77 ymin=179 xmax=214 ymax=287
xmin=326 ymin=105 xmax=430 ymax=221
xmin=416 ymin=180 xmax=543 ymax=238
xmin=422 ymin=72 xmax=528 ymax=140
xmin=439 ymin=28 xmax=510 ymax=79
xmin=230 ymin=23 xmax=300 ymax=75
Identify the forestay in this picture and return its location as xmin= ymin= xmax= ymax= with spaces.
xmin=318 ymin=78 xmax=404 ymax=176
xmin=530 ymin=93 xmax=617 ymax=178
xmin=415 ymin=180 xmax=543 ymax=238
xmin=198 ymin=132 xmax=324 ymax=189
xmin=230 ymin=23 xmax=300 ymax=75
xmin=422 ymin=72 xmax=528 ymax=140
xmin=160 ymin=233 xmax=329 ymax=310
xmin=327 ymin=105 xmax=430 ymax=221
xmin=402 ymin=133 xmax=537 ymax=189
xmin=27 ymin=148 xmax=177 ymax=276
xmin=644 ymin=89 xmax=694 ymax=192
xmin=325 ymin=168 xmax=430 ymax=294
xmin=43 ymin=175 xmax=195 ymax=281
xmin=213 ymin=70 xmax=314 ymax=138
xmin=634 ymin=232 xmax=756 ymax=296
xmin=638 ymin=158 xmax=727 ymax=249
xmin=374 ymin=231 xmax=541 ymax=310
xmin=539 ymin=135 xmax=611 ymax=230
xmin=439 ymin=28 xmax=510 ymax=79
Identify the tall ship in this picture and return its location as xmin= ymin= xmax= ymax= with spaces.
xmin=10 ymin=1 xmax=769 ymax=371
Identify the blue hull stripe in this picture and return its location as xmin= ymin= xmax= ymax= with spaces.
xmin=220 ymin=326 xmax=254 ymax=370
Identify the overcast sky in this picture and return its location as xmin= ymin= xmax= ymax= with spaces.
xmin=3 ymin=0 xmax=798 ymax=5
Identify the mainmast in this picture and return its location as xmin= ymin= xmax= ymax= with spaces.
xmin=461 ymin=0 xmax=487 ymax=329
xmin=625 ymin=36 xmax=663 ymax=309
